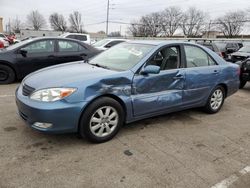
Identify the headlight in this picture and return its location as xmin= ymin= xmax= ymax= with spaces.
xmin=30 ymin=88 xmax=77 ymax=102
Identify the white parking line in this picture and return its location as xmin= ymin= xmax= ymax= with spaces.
xmin=0 ymin=94 xmax=15 ymax=98
xmin=211 ymin=166 xmax=250 ymax=188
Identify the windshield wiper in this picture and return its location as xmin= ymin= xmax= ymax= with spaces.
xmin=91 ymin=63 xmax=110 ymax=70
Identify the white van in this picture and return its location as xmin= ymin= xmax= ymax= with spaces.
xmin=60 ymin=33 xmax=91 ymax=44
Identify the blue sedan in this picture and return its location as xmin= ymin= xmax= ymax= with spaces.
xmin=16 ymin=41 xmax=240 ymax=143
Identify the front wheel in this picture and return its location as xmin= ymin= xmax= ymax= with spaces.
xmin=79 ymin=97 xmax=124 ymax=143
xmin=204 ymin=86 xmax=225 ymax=114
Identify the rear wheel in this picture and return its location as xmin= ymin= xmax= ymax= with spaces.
xmin=204 ymin=86 xmax=225 ymax=114
xmin=0 ymin=64 xmax=15 ymax=84
xmin=79 ymin=97 xmax=124 ymax=143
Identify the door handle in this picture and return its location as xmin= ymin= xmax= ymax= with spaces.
xmin=173 ymin=75 xmax=184 ymax=80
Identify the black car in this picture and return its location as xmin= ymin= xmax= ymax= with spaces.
xmin=236 ymin=58 xmax=250 ymax=88
xmin=197 ymin=42 xmax=223 ymax=57
xmin=225 ymin=42 xmax=243 ymax=54
xmin=228 ymin=46 xmax=250 ymax=63
xmin=0 ymin=37 xmax=100 ymax=84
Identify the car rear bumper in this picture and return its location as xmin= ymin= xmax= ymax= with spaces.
xmin=15 ymin=86 xmax=87 ymax=134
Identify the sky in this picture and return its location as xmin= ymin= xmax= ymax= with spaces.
xmin=1 ymin=0 xmax=250 ymax=34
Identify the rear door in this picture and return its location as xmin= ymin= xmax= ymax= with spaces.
xmin=56 ymin=40 xmax=87 ymax=63
xmin=183 ymin=44 xmax=221 ymax=105
xmin=131 ymin=45 xmax=185 ymax=116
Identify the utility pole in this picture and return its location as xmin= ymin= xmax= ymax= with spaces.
xmin=106 ymin=0 xmax=110 ymax=37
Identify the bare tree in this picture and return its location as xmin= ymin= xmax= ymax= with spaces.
xmin=141 ymin=12 xmax=163 ymax=37
xmin=97 ymin=31 xmax=106 ymax=34
xmin=108 ymin=31 xmax=121 ymax=37
xmin=11 ymin=17 xmax=22 ymax=33
xmin=161 ymin=6 xmax=183 ymax=36
xmin=69 ymin=11 xmax=84 ymax=33
xmin=128 ymin=20 xmax=145 ymax=37
xmin=215 ymin=11 xmax=246 ymax=37
xmin=49 ymin=13 xmax=67 ymax=31
xmin=26 ymin=10 xmax=46 ymax=30
xmin=180 ymin=7 xmax=207 ymax=37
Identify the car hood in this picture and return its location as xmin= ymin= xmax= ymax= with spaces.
xmin=231 ymin=52 xmax=250 ymax=57
xmin=23 ymin=61 xmax=125 ymax=89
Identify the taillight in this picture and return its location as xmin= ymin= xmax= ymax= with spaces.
xmin=237 ymin=67 xmax=241 ymax=76
xmin=220 ymin=52 xmax=225 ymax=58
xmin=0 ymin=41 xmax=4 ymax=49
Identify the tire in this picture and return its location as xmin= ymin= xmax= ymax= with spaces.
xmin=204 ymin=86 xmax=225 ymax=114
xmin=239 ymin=80 xmax=247 ymax=89
xmin=79 ymin=97 xmax=124 ymax=143
xmin=0 ymin=64 xmax=15 ymax=84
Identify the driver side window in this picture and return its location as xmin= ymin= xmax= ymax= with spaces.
xmin=146 ymin=46 xmax=180 ymax=71
xmin=23 ymin=40 xmax=54 ymax=53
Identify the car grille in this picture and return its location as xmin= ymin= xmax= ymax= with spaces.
xmin=22 ymin=84 xmax=35 ymax=96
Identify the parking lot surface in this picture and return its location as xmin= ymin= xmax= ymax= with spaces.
xmin=1 ymin=83 xmax=250 ymax=188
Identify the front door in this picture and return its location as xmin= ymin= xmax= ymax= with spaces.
xmin=16 ymin=39 xmax=56 ymax=77
xmin=131 ymin=45 xmax=185 ymax=117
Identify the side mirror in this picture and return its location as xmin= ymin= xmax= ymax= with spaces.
xmin=19 ymin=48 xmax=28 ymax=57
xmin=141 ymin=65 xmax=160 ymax=75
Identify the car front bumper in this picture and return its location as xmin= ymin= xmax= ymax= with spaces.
xmin=15 ymin=86 xmax=87 ymax=134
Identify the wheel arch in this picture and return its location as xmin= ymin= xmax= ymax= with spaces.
xmin=217 ymin=83 xmax=228 ymax=98
xmin=77 ymin=94 xmax=127 ymax=131
xmin=0 ymin=61 xmax=18 ymax=79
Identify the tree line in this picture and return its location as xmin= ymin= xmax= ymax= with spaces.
xmin=128 ymin=6 xmax=250 ymax=38
xmin=9 ymin=7 xmax=250 ymax=38
xmin=10 ymin=10 xmax=85 ymax=33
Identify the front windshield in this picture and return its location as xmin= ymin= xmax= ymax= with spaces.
xmin=89 ymin=43 xmax=154 ymax=71
xmin=93 ymin=39 xmax=111 ymax=47
xmin=238 ymin=46 xmax=250 ymax=53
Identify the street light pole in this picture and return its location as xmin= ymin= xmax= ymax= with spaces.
xmin=106 ymin=0 xmax=110 ymax=36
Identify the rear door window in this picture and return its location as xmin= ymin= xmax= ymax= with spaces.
xmin=75 ymin=35 xmax=87 ymax=41
xmin=58 ymin=40 xmax=79 ymax=52
xmin=184 ymin=45 xmax=217 ymax=68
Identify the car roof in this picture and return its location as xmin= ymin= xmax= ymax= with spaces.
xmin=127 ymin=40 xmax=197 ymax=46
xmin=61 ymin=33 xmax=90 ymax=36
xmin=26 ymin=36 xmax=84 ymax=42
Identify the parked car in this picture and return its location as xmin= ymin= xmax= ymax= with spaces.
xmin=197 ymin=41 xmax=223 ymax=57
xmin=60 ymin=33 xmax=91 ymax=44
xmin=15 ymin=41 xmax=240 ymax=143
xmin=228 ymin=46 xmax=250 ymax=63
xmin=0 ymin=38 xmax=9 ymax=48
xmin=0 ymin=40 xmax=4 ymax=49
xmin=235 ymin=58 xmax=250 ymax=88
xmin=0 ymin=37 xmax=100 ymax=84
xmin=0 ymin=33 xmax=10 ymax=47
xmin=92 ymin=39 xmax=128 ymax=50
xmin=225 ymin=42 xmax=243 ymax=54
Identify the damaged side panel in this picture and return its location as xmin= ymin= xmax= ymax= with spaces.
xmin=131 ymin=69 xmax=185 ymax=117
